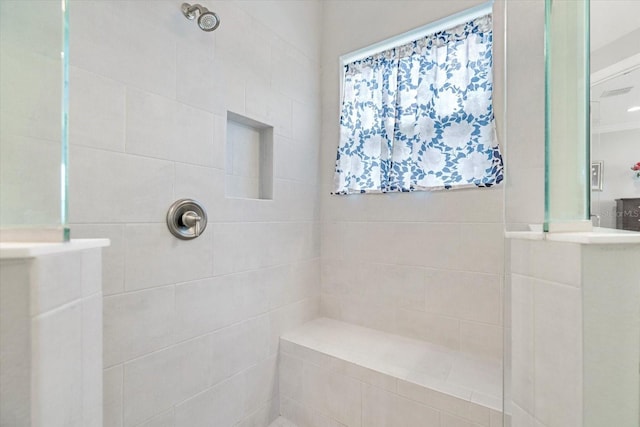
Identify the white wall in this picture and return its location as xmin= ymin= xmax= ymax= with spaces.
xmin=509 ymin=239 xmax=584 ymax=427
xmin=504 ymin=0 xmax=546 ymax=229
xmin=67 ymin=1 xmax=322 ymax=426
xmin=592 ymin=129 xmax=640 ymax=228
xmin=509 ymin=238 xmax=640 ymax=427
xmin=0 ymin=249 xmax=103 ymax=426
xmin=319 ymin=0 xmax=507 ymax=361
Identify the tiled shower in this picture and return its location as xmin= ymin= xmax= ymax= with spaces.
xmin=69 ymin=1 xmax=321 ymax=425
xmin=1 ymin=1 xmax=639 ymax=427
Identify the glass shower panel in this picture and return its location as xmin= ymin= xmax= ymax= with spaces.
xmin=0 ymin=0 xmax=69 ymax=241
xmin=591 ymin=67 xmax=640 ymax=229
xmin=590 ymin=100 xmax=602 ymax=226
xmin=544 ymin=0 xmax=590 ymax=231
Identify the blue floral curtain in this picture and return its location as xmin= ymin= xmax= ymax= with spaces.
xmin=332 ymin=14 xmax=504 ymax=194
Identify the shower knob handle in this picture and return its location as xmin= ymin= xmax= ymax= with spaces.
xmin=181 ymin=211 xmax=202 ymax=236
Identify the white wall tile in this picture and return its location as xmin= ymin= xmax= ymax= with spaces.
xmin=211 ymin=316 xmax=270 ymax=383
xmin=459 ymin=321 xmax=503 ymax=361
xmin=69 ymin=146 xmax=175 ymax=224
xmin=280 ymin=396 xmax=347 ymax=427
xmin=397 ymin=379 xmax=471 ymax=419
xmin=337 ymin=298 xmax=397 ymax=335
xmin=82 ymin=293 xmax=103 ymax=427
xmin=0 ymin=45 xmax=61 ymax=142
xmin=510 ymin=274 xmax=534 ymax=414
xmin=174 ymin=335 xmax=215 ymax=404
xmin=269 ymin=299 xmax=320 ymax=356
xmin=243 ymin=355 xmax=279 ymax=415
xmin=441 ymin=412 xmax=474 ymax=427
xmin=504 ymin=167 xmax=545 ymax=228
xmin=81 ymin=248 xmax=103 ymax=297
xmin=329 ymin=358 xmax=397 ymax=393
xmin=458 ymin=224 xmax=505 ymax=274
xmin=125 ymin=89 xmax=176 ymax=161
xmin=425 ymin=270 xmax=501 ymax=325
xmin=103 ymin=365 xmax=123 ymax=427
xmin=71 ymin=224 xmax=125 ymax=296
xmin=212 ymin=222 xmax=318 ymax=276
xmin=70 ymin=0 xmax=177 ymax=99
xmin=279 ymin=352 xmax=304 ymax=399
xmin=176 ymin=39 xmax=224 ymax=115
xmin=29 ymin=252 xmax=83 ymax=316
xmin=237 ymin=398 xmax=280 ymax=427
xmin=510 ymin=403 xmax=535 ymax=427
xmin=31 ymin=303 xmax=84 ymax=427
xmin=136 ymin=409 xmax=175 ymax=427
xmin=174 ymin=374 xmax=245 ymax=427
xmin=0 ymin=1 xmax=62 ymax=58
xmin=268 ymin=92 xmax=293 ymax=138
xmin=124 ymin=223 xmax=213 ymax=291
xmin=126 ymin=89 xmax=216 ymax=167
xmin=582 ymin=245 xmax=640 ymax=427
xmin=69 ymin=66 xmax=126 ymax=152
xmin=175 ymin=276 xmax=242 ymax=342
xmin=0 ymin=135 xmax=60 ymax=226
xmin=362 ymin=384 xmax=440 ymax=427
xmin=396 ymin=309 xmax=460 ymax=351
xmin=447 ymin=355 xmax=502 ymax=404
xmin=0 ymin=260 xmax=31 ymax=426
xmin=123 ymin=346 xmax=179 ymax=427
xmin=103 ymin=286 xmax=175 ymax=367
xmin=505 ymin=0 xmax=545 ymax=227
xmin=511 ymin=240 xmax=581 ymax=287
xmin=121 ymin=333 xmax=217 ymax=427
xmin=301 ymin=362 xmax=362 ymax=427
xmin=533 ymin=280 xmax=582 ymax=427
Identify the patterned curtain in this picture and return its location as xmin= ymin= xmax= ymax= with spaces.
xmin=332 ymin=14 xmax=504 ymax=194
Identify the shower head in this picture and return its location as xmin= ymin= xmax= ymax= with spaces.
xmin=197 ymin=10 xmax=220 ymax=31
xmin=181 ymin=3 xmax=220 ymax=32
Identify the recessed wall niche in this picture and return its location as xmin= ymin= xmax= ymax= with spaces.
xmin=225 ymin=111 xmax=273 ymax=200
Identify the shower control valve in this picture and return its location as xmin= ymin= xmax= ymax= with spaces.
xmin=167 ymin=199 xmax=208 ymax=240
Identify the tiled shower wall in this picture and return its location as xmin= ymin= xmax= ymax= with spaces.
xmin=319 ymin=0 xmax=506 ymax=361
xmin=67 ymin=1 xmax=322 ymax=426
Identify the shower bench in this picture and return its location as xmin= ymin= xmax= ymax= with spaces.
xmin=278 ymin=318 xmax=502 ymax=427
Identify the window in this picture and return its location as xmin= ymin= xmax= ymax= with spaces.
xmin=332 ymin=9 xmax=504 ymax=195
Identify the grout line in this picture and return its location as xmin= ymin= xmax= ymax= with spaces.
xmin=105 ymin=295 xmax=316 ymax=370
xmin=120 ymin=361 xmax=125 ymax=427
xmin=106 ymin=256 xmax=321 ymax=298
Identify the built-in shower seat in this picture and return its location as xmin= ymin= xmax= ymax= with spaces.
xmin=279 ymin=318 xmax=502 ymax=427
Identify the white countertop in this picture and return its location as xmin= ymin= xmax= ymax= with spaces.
xmin=0 ymin=239 xmax=110 ymax=259
xmin=506 ymin=227 xmax=640 ymax=244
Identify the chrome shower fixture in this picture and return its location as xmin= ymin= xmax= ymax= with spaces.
xmin=181 ymin=3 xmax=220 ymax=32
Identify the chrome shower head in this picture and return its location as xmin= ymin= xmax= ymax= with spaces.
xmin=181 ymin=3 xmax=220 ymax=32
xmin=197 ymin=10 xmax=220 ymax=31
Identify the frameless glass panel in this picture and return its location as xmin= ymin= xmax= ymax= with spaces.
xmin=591 ymin=68 xmax=640 ymax=229
xmin=0 ymin=0 xmax=69 ymax=241
xmin=544 ymin=0 xmax=590 ymax=231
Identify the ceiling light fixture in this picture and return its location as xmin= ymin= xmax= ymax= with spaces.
xmin=628 ymin=106 xmax=640 ymax=112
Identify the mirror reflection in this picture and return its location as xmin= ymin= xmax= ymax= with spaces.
xmin=590 ymin=0 xmax=640 ymax=231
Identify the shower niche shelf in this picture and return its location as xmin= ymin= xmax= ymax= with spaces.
xmin=225 ymin=111 xmax=273 ymax=200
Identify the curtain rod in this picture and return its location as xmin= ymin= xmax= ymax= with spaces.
xmin=340 ymin=1 xmax=494 ymax=66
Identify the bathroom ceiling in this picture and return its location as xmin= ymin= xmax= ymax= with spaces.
xmin=592 ymin=66 xmax=640 ymax=133
xmin=590 ymin=0 xmax=640 ymax=51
